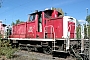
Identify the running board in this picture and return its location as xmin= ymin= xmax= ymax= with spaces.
xmin=8 ymin=38 xmax=54 ymax=41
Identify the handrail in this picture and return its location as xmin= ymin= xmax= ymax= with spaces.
xmin=44 ymin=25 xmax=56 ymax=51
xmin=66 ymin=24 xmax=75 ymax=51
xmin=67 ymin=24 xmax=75 ymax=38
xmin=44 ymin=25 xmax=55 ymax=39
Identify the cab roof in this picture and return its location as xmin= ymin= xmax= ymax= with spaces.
xmin=29 ymin=10 xmax=54 ymax=15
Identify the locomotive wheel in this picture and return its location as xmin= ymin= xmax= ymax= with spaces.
xmin=43 ymin=47 xmax=52 ymax=54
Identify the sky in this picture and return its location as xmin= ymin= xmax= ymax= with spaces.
xmin=0 ymin=0 xmax=90 ymax=25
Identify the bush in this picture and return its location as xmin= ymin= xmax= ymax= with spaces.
xmin=0 ymin=39 xmax=17 ymax=59
xmin=0 ymin=47 xmax=17 ymax=58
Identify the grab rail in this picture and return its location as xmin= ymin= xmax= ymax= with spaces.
xmin=44 ymin=25 xmax=55 ymax=39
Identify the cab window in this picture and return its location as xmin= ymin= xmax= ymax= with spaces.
xmin=44 ymin=10 xmax=53 ymax=18
xmin=28 ymin=14 xmax=36 ymax=21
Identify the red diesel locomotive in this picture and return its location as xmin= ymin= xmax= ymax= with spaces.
xmin=9 ymin=8 xmax=79 ymax=55
xmin=10 ymin=8 xmax=76 ymax=39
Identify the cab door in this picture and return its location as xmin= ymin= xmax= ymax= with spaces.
xmin=36 ymin=13 xmax=43 ymax=38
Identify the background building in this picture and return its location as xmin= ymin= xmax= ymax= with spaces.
xmin=0 ymin=21 xmax=6 ymax=38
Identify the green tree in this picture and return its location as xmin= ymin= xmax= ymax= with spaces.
xmin=11 ymin=19 xmax=24 ymax=26
xmin=76 ymin=20 xmax=80 ymax=26
xmin=76 ymin=24 xmax=81 ymax=39
xmin=88 ymin=25 xmax=90 ymax=38
xmin=11 ymin=22 xmax=15 ymax=26
xmin=76 ymin=20 xmax=81 ymax=39
xmin=16 ymin=19 xmax=21 ymax=24
xmin=84 ymin=24 xmax=87 ymax=38
xmin=86 ymin=15 xmax=90 ymax=38
xmin=86 ymin=15 xmax=90 ymax=25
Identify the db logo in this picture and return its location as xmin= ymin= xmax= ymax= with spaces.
xmin=28 ymin=27 xmax=33 ymax=32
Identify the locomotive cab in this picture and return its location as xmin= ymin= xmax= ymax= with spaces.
xmin=43 ymin=9 xmax=64 ymax=39
xmin=26 ymin=9 xmax=70 ymax=39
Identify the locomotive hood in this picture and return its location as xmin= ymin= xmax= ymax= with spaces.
xmin=62 ymin=16 xmax=76 ymax=38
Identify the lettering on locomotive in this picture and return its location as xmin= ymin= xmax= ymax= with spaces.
xmin=28 ymin=27 xmax=33 ymax=32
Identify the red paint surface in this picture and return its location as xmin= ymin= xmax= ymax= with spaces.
xmin=13 ymin=22 xmax=26 ymax=35
xmin=12 ymin=22 xmax=27 ymax=38
xmin=26 ymin=21 xmax=36 ymax=38
xmin=17 ymin=23 xmax=26 ymax=35
xmin=45 ymin=17 xmax=63 ymax=38
xmin=68 ymin=21 xmax=75 ymax=38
